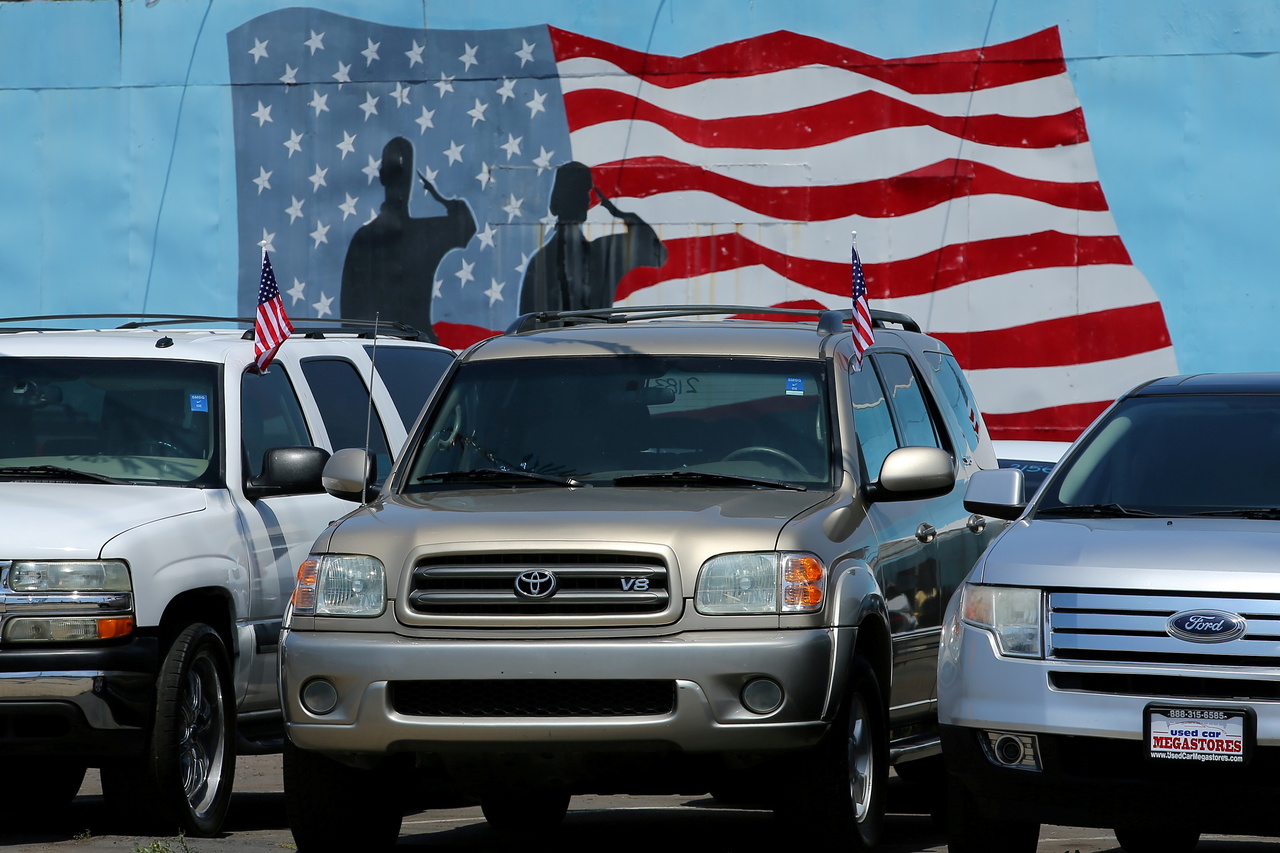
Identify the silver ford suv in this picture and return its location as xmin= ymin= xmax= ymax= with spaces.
xmin=942 ymin=374 xmax=1280 ymax=853
xmin=280 ymin=305 xmax=1002 ymax=851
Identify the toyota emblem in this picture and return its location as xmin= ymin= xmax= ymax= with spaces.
xmin=513 ymin=569 xmax=558 ymax=600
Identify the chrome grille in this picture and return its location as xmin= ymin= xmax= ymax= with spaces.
xmin=1048 ymin=591 xmax=1280 ymax=666
xmin=408 ymin=553 xmax=670 ymax=616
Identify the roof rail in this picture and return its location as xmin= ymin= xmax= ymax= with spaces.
xmin=506 ymin=305 xmax=922 ymax=336
xmin=0 ymin=314 xmax=430 ymax=341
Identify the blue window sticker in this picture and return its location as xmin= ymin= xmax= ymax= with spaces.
xmin=785 ymin=377 xmax=804 ymax=396
xmin=189 ymin=394 xmax=209 ymax=412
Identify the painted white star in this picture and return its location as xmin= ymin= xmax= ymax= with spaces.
xmin=515 ymin=39 xmax=535 ymax=66
xmin=287 ymin=277 xmax=307 ymax=305
xmin=467 ymin=98 xmax=488 ymax=126
xmin=476 ymin=223 xmax=497 ymax=249
xmin=308 ymin=164 xmax=329 ymax=192
xmin=336 ymin=131 xmax=357 ymax=160
xmin=414 ymin=106 xmax=435 ymax=135
xmin=390 ymin=82 xmax=411 ymax=108
xmin=252 ymin=166 xmax=272 ymax=194
xmin=516 ymin=252 xmax=531 ymax=274
xmin=251 ymin=101 xmax=273 ymax=126
xmin=338 ymin=193 xmax=359 ymax=220
xmin=312 ymin=291 xmax=334 ymax=317
xmin=455 ymin=259 xmax=475 ymax=287
xmin=432 ymin=278 xmax=444 ymax=299
xmin=279 ymin=64 xmax=298 ymax=86
xmin=500 ymin=134 xmax=522 ymax=160
xmin=248 ymin=38 xmax=268 ymax=64
xmin=475 ymin=161 xmax=494 ymax=190
xmin=361 ymin=38 xmax=381 ymax=66
xmin=362 ymin=154 xmax=381 ymax=184
xmin=332 ymin=61 xmax=351 ymax=86
xmin=310 ymin=220 xmax=331 ymax=248
xmin=540 ymin=212 xmax=558 ymax=228
xmin=459 ymin=43 xmax=479 ymax=71
xmin=526 ymin=89 xmax=547 ymax=118
xmin=308 ymin=90 xmax=329 ymax=116
xmin=434 ymin=73 xmax=455 ymax=98
xmin=443 ymin=141 xmax=465 ymax=165
xmin=406 ymin=40 xmax=425 ymax=67
xmin=496 ymin=78 xmax=516 ymax=102
xmin=284 ymin=129 xmax=303 ymax=158
xmin=258 ymin=228 xmax=276 ymax=253
xmin=502 ymin=194 xmax=524 ymax=222
xmin=359 ymin=92 xmax=379 ymax=121
xmin=304 ymin=30 xmax=325 ymax=55
xmin=285 ymin=195 xmax=305 ymax=223
xmin=484 ymin=278 xmax=505 ymax=306
xmin=533 ymin=146 xmax=555 ymax=174
xmin=420 ymin=164 xmax=439 ymax=184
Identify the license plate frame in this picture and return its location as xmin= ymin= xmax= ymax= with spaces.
xmin=1145 ymin=705 xmax=1253 ymax=764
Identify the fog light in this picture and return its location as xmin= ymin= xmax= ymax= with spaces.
xmin=983 ymin=731 xmax=1041 ymax=770
xmin=301 ymin=679 xmax=339 ymax=715
xmin=741 ymin=678 xmax=783 ymax=714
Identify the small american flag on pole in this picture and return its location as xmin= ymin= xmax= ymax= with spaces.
xmin=253 ymin=250 xmax=293 ymax=373
xmin=851 ymin=236 xmax=873 ymax=371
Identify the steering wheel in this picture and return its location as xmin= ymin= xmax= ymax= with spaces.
xmin=722 ymin=446 xmax=807 ymax=476
xmin=436 ymin=408 xmax=462 ymax=450
xmin=137 ymin=439 xmax=187 ymax=458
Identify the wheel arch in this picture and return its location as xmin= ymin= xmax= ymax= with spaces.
xmin=158 ymin=587 xmax=236 ymax=662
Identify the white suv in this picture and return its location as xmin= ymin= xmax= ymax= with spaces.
xmin=0 ymin=315 xmax=452 ymax=836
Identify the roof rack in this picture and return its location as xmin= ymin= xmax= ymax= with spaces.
xmin=505 ymin=305 xmax=921 ymax=336
xmin=0 ymin=314 xmax=430 ymax=341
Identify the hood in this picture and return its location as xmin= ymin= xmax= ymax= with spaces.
xmin=0 ymin=484 xmax=208 ymax=559
xmin=976 ymin=516 xmax=1280 ymax=595
xmin=333 ymin=486 xmax=829 ymax=568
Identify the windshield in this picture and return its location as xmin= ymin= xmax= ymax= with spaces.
xmin=0 ymin=358 xmax=220 ymax=486
xmin=404 ymin=355 xmax=832 ymax=490
xmin=1036 ymin=393 xmax=1280 ymax=517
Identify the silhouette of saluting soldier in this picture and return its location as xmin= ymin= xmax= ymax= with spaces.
xmin=520 ymin=161 xmax=667 ymax=314
xmin=341 ymin=137 xmax=476 ymax=342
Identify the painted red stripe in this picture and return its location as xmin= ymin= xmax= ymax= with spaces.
xmin=564 ymin=89 xmax=1087 ymax=150
xmin=934 ymin=303 xmax=1172 ymax=370
xmin=984 ymin=401 xmax=1110 ymax=443
xmin=590 ymin=156 xmax=1106 ymax=221
xmin=435 ymin=321 xmax=500 ymax=351
xmin=549 ymin=27 xmax=1066 ymax=93
xmin=616 ymin=232 xmax=1134 ymax=301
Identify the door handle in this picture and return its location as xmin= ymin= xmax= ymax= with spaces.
xmin=916 ymin=522 xmax=936 ymax=544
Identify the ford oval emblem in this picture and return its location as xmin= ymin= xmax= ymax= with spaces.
xmin=513 ymin=570 xmax=558 ymax=600
xmin=1166 ymin=609 xmax=1247 ymax=644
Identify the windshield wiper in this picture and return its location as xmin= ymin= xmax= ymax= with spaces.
xmin=613 ymin=471 xmax=807 ymax=491
xmin=416 ymin=468 xmax=582 ymax=487
xmin=0 ymin=465 xmax=127 ymax=485
xmin=1036 ymin=503 xmax=1158 ymax=518
xmin=1185 ymin=508 xmax=1280 ymax=520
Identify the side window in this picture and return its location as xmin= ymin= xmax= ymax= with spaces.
xmin=925 ymin=351 xmax=981 ymax=458
xmin=241 ymin=367 xmax=312 ymax=479
xmin=875 ymin=353 xmax=943 ymax=450
xmin=365 ymin=345 xmax=454 ymax=430
xmin=850 ymin=361 xmax=898 ymax=481
xmin=300 ymin=358 xmax=393 ymax=480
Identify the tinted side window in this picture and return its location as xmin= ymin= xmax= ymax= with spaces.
xmin=926 ymin=352 xmax=981 ymax=457
xmin=241 ymin=367 xmax=311 ymax=479
xmin=851 ymin=362 xmax=898 ymax=481
xmin=300 ymin=358 xmax=393 ymax=479
xmin=875 ymin=353 xmax=942 ymax=450
xmin=366 ymin=346 xmax=454 ymax=429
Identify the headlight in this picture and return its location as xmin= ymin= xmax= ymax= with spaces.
xmin=291 ymin=555 xmax=386 ymax=617
xmin=696 ymin=552 xmax=825 ymax=615
xmin=959 ymin=584 xmax=1043 ymax=657
xmin=8 ymin=560 xmax=131 ymax=592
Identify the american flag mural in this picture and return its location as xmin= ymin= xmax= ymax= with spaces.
xmin=228 ymin=10 xmax=1176 ymax=441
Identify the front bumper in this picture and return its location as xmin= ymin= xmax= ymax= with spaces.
xmin=282 ymin=627 xmax=840 ymax=756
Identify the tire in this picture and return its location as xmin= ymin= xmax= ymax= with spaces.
xmin=945 ymin=773 xmax=1039 ymax=853
xmin=0 ymin=759 xmax=86 ymax=831
xmin=284 ymin=744 xmax=405 ymax=851
xmin=101 ymin=623 xmax=236 ymax=836
xmin=779 ymin=654 xmax=888 ymax=848
xmin=480 ymin=790 xmax=571 ymax=833
xmin=1114 ymin=825 xmax=1200 ymax=853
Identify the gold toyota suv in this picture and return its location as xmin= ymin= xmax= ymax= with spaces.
xmin=279 ymin=305 xmax=1002 ymax=851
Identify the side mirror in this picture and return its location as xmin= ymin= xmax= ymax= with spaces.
xmin=245 ymin=446 xmax=330 ymax=500
xmin=322 ymin=447 xmax=378 ymax=503
xmin=964 ymin=468 xmax=1026 ymax=520
xmin=865 ymin=446 xmax=956 ymax=502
